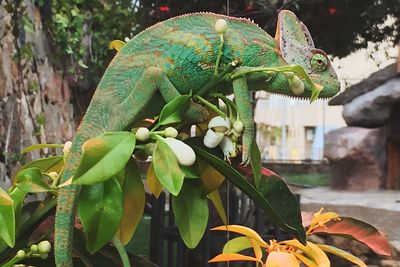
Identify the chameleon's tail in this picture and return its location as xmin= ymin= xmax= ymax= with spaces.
xmin=54 ymin=133 xmax=89 ymax=267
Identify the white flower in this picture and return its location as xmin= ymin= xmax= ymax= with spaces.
xmin=164 ymin=138 xmax=196 ymax=166
xmin=208 ymin=116 xmax=231 ymax=133
xmin=135 ymin=127 xmax=150 ymax=141
xmin=220 ymin=136 xmax=237 ymax=161
xmin=233 ymin=120 xmax=244 ymax=133
xmin=215 ymin=19 xmax=228 ymax=34
xmin=203 ymin=129 xmax=224 ymax=148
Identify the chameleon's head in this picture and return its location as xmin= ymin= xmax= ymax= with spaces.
xmin=272 ymin=10 xmax=340 ymax=101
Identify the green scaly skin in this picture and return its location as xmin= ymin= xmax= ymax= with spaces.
xmin=54 ymin=11 xmax=340 ymax=266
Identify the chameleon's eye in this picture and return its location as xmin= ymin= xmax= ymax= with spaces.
xmin=310 ymin=53 xmax=328 ymax=72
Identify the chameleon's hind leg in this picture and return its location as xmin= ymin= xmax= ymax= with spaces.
xmin=118 ymin=67 xmax=208 ymax=126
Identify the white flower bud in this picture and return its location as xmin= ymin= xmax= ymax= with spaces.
xmin=48 ymin=172 xmax=58 ymax=180
xmin=208 ymin=116 xmax=231 ymax=133
xmin=135 ymin=127 xmax=150 ymax=141
xmin=233 ymin=120 xmax=244 ymax=133
xmin=63 ymin=141 xmax=72 ymax=157
xmin=164 ymin=127 xmax=178 ymax=138
xmin=203 ymin=129 xmax=224 ymax=148
xmin=16 ymin=250 xmax=26 ymax=258
xmin=30 ymin=244 xmax=38 ymax=252
xmin=164 ymin=138 xmax=196 ymax=166
xmin=215 ymin=19 xmax=228 ymax=34
xmin=288 ymin=75 xmax=305 ymax=95
xmin=38 ymin=240 xmax=51 ymax=254
xmin=124 ymin=37 xmax=130 ymax=43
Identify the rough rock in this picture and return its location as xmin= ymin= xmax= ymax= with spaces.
xmin=342 ymin=78 xmax=400 ymax=127
xmin=381 ymin=260 xmax=400 ymax=267
xmin=324 ymin=127 xmax=385 ymax=190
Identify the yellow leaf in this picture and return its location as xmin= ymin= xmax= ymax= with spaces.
xmin=198 ymin=159 xmax=225 ymax=195
xmin=146 ymin=163 xmax=163 ymax=198
xmin=119 ymin=159 xmax=145 ymax=245
xmin=317 ymin=244 xmax=367 ymax=267
xmin=281 ymin=240 xmax=330 ymax=267
xmin=109 ymin=40 xmax=126 ymax=52
xmin=309 ymin=208 xmax=339 ymax=231
xmin=265 ymin=252 xmax=299 ymax=267
xmin=211 ymin=225 xmax=268 ymax=247
xmin=291 ymin=252 xmax=318 ymax=267
xmin=250 ymin=238 xmax=263 ymax=261
xmin=207 ymin=189 xmax=227 ymax=225
xmin=0 ymin=188 xmax=13 ymax=206
xmin=209 ymin=253 xmax=263 ymax=264
xmin=222 ymin=236 xmax=252 ymax=254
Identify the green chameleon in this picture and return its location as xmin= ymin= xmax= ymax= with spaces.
xmin=54 ymin=10 xmax=339 ymax=266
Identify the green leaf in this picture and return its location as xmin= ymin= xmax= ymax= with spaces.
xmin=73 ymin=132 xmax=136 ymax=185
xmin=180 ymin=164 xmax=200 ymax=179
xmin=250 ymin=140 xmax=262 ymax=190
xmin=78 ymin=178 xmax=124 ymax=254
xmin=8 ymin=188 xmax=26 ymax=225
xmin=152 ymin=135 xmax=184 ymax=196
xmin=172 ymin=180 xmax=209 ymax=248
xmin=317 ymin=244 xmax=367 ymax=267
xmin=187 ymin=137 xmax=306 ymax=244
xmin=14 ymin=167 xmax=53 ymax=193
xmin=0 ymin=194 xmax=15 ymax=247
xmin=21 ymin=143 xmax=63 ymax=154
xmin=118 ymin=159 xmax=145 ymax=245
xmin=311 ymin=216 xmax=391 ymax=256
xmin=16 ymin=156 xmax=64 ymax=176
xmin=222 ymin=236 xmax=252 ymax=254
xmin=158 ymin=95 xmax=191 ymax=125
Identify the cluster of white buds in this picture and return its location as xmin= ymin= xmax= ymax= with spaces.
xmin=135 ymin=126 xmax=196 ymax=166
xmin=203 ymin=116 xmax=244 ymax=161
xmin=14 ymin=240 xmax=51 ymax=264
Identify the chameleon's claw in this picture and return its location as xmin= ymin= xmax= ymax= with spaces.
xmin=241 ymin=153 xmax=251 ymax=167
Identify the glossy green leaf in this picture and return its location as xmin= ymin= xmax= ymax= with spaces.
xmin=0 ymin=195 xmax=15 ymax=247
xmin=78 ymin=178 xmax=124 ymax=254
xmin=14 ymin=167 xmax=53 ymax=193
xmin=222 ymin=236 xmax=252 ymax=254
xmin=118 ymin=159 xmax=145 ymax=245
xmin=180 ymin=164 xmax=200 ymax=179
xmin=311 ymin=216 xmax=391 ymax=256
xmin=16 ymin=156 xmax=64 ymax=177
xmin=187 ymin=137 xmax=306 ymax=244
xmin=21 ymin=143 xmax=63 ymax=154
xmin=73 ymin=132 xmax=136 ymax=185
xmin=250 ymin=140 xmax=262 ymax=190
xmin=152 ymin=135 xmax=184 ymax=196
xmin=172 ymin=180 xmax=209 ymax=248
xmin=8 ymin=188 xmax=26 ymax=223
xmin=158 ymin=95 xmax=191 ymax=125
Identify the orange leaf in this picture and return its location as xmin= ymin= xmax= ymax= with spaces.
xmin=209 ymin=253 xmax=263 ymax=264
xmin=109 ymin=40 xmax=126 ymax=52
xmin=211 ymin=225 xmax=268 ymax=247
xmin=250 ymin=238 xmax=263 ymax=260
xmin=198 ymin=159 xmax=225 ymax=195
xmin=291 ymin=252 xmax=318 ymax=267
xmin=265 ymin=252 xmax=299 ymax=267
xmin=146 ymin=163 xmax=163 ymax=198
xmin=311 ymin=216 xmax=391 ymax=256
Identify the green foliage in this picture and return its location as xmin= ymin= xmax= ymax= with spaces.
xmin=73 ymin=132 xmax=136 ymax=185
xmin=157 ymin=95 xmax=191 ymax=126
xmin=14 ymin=168 xmax=53 ymax=193
xmin=152 ymin=135 xmax=185 ymax=196
xmin=78 ymin=178 xmax=124 ymax=254
xmin=172 ymin=180 xmax=209 ymax=248
xmin=0 ymin=188 xmax=15 ymax=247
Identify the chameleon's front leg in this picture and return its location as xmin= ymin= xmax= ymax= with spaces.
xmin=232 ymin=76 xmax=253 ymax=165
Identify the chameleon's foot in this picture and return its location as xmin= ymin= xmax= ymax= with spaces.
xmin=183 ymin=102 xmax=210 ymax=123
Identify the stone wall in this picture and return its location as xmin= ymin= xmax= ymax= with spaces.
xmin=0 ymin=1 xmax=75 ymax=188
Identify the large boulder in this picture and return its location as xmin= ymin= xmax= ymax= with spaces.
xmin=342 ymin=78 xmax=400 ymax=127
xmin=324 ymin=127 xmax=385 ymax=190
